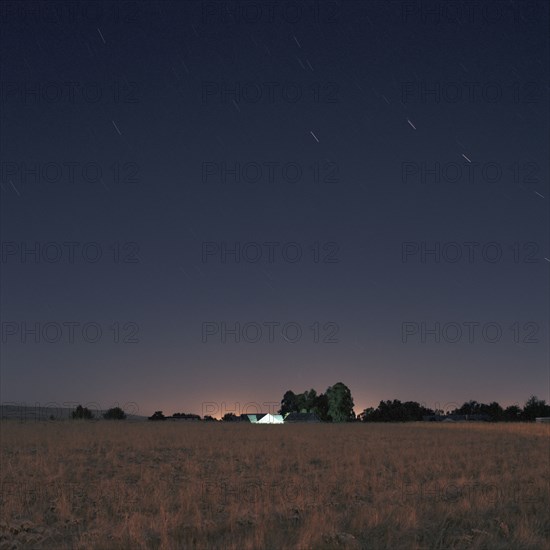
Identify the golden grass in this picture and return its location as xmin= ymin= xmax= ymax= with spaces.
xmin=0 ymin=421 xmax=548 ymax=549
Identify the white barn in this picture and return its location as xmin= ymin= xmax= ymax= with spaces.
xmin=246 ymin=413 xmax=284 ymax=424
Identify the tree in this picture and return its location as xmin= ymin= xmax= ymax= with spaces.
xmin=279 ymin=383 xmax=354 ymax=421
xmin=503 ymin=405 xmax=522 ymax=422
xmin=172 ymin=412 xmax=201 ymax=420
xmin=312 ymin=392 xmax=329 ymax=421
xmin=451 ymin=400 xmax=502 ymax=421
xmin=103 ymin=407 xmax=127 ymax=420
xmin=72 ymin=405 xmax=94 ymax=420
xmin=482 ymin=401 xmax=503 ymax=421
xmin=279 ymin=388 xmax=329 ymax=419
xmin=358 ymin=407 xmax=375 ymax=422
xmin=454 ymin=400 xmax=480 ymax=416
xmin=326 ymin=382 xmax=355 ymax=422
xmin=358 ymin=400 xmax=434 ymax=422
xmin=302 ymin=389 xmax=318 ymax=412
xmin=203 ymin=415 xmax=217 ymax=421
xmin=222 ymin=412 xmax=238 ymax=421
xmin=148 ymin=411 xmax=166 ymax=421
xmin=522 ymin=395 xmax=550 ymax=421
xmin=279 ymin=390 xmax=298 ymax=415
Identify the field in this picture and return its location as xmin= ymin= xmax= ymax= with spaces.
xmin=0 ymin=421 xmax=548 ymax=549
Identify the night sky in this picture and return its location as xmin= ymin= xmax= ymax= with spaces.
xmin=1 ymin=0 xmax=549 ymax=418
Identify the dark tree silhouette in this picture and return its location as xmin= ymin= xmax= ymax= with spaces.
xmin=326 ymin=382 xmax=355 ymax=422
xmin=72 ymin=405 xmax=94 ymax=420
xmin=148 ymin=411 xmax=166 ymax=421
xmin=279 ymin=390 xmax=298 ymax=415
xmin=452 ymin=400 xmax=503 ymax=421
xmin=503 ymin=405 xmax=522 ymax=421
xmin=359 ymin=400 xmax=434 ymax=422
xmin=358 ymin=407 xmax=375 ymax=422
xmin=279 ymin=383 xmax=354 ymax=422
xmin=172 ymin=412 xmax=201 ymax=420
xmin=312 ymin=392 xmax=329 ymax=421
xmin=103 ymin=407 xmax=127 ymax=420
xmin=522 ymin=395 xmax=550 ymax=421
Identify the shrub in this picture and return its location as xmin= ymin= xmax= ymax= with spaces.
xmin=103 ymin=407 xmax=127 ymax=420
xmin=72 ymin=405 xmax=94 ymax=420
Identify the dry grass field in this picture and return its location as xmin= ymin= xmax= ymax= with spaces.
xmin=0 ymin=421 xmax=548 ymax=549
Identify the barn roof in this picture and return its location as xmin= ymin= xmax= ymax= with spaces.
xmin=243 ymin=413 xmax=284 ymax=423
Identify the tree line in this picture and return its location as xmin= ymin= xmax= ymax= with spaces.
xmin=71 ymin=405 xmax=126 ymax=420
xmin=358 ymin=396 xmax=550 ymax=422
xmin=68 ymin=385 xmax=550 ymax=422
xmin=277 ymin=384 xmax=550 ymax=422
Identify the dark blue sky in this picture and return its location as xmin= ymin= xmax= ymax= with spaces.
xmin=1 ymin=0 xmax=548 ymax=417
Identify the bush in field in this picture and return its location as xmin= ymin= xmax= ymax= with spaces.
xmin=148 ymin=411 xmax=166 ymax=421
xmin=103 ymin=407 xmax=127 ymax=420
xmin=72 ymin=405 xmax=94 ymax=420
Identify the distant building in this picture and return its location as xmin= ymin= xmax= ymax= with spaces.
xmin=257 ymin=413 xmax=284 ymax=424
xmin=244 ymin=413 xmax=284 ymax=424
xmin=535 ymin=417 xmax=550 ymax=423
xmin=284 ymin=412 xmax=321 ymax=423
